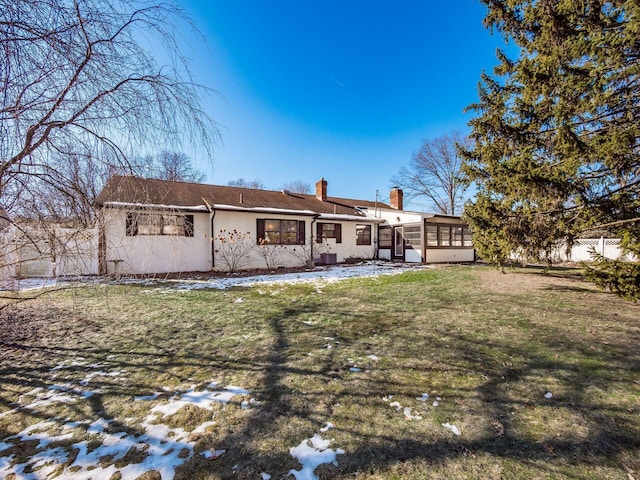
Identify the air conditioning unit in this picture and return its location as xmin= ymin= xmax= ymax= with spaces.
xmin=318 ymin=253 xmax=337 ymax=265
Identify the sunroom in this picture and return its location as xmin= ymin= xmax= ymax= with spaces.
xmin=377 ymin=214 xmax=474 ymax=264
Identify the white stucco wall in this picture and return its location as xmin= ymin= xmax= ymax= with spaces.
xmin=212 ymin=210 xmax=378 ymax=270
xmin=212 ymin=210 xmax=308 ymax=270
xmin=102 ymin=209 xmax=212 ymax=274
xmin=102 ymin=208 xmax=382 ymax=274
xmin=318 ymin=225 xmax=377 ymax=263
xmin=375 ymin=209 xmax=423 ymax=226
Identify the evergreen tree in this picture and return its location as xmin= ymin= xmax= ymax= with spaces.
xmin=463 ymin=0 xmax=640 ymax=296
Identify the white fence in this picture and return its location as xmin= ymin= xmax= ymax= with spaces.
xmin=554 ymin=237 xmax=633 ymax=263
xmin=0 ymin=225 xmax=99 ymax=279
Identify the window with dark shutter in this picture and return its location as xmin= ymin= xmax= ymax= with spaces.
xmin=257 ymin=219 xmax=305 ymax=245
xmin=317 ymin=223 xmax=341 ymax=243
xmin=126 ymin=212 xmax=138 ymax=236
xmin=257 ymin=219 xmax=266 ymax=244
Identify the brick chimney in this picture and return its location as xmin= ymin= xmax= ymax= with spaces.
xmin=316 ymin=178 xmax=327 ymax=201
xmin=390 ymin=187 xmax=403 ymax=210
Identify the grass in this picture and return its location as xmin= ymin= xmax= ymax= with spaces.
xmin=0 ymin=265 xmax=639 ymax=479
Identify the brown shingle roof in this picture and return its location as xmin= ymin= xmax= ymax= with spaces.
xmin=95 ymin=176 xmax=389 ymax=217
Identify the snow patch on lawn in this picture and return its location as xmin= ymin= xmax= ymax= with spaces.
xmin=288 ymin=433 xmax=345 ymax=480
xmin=388 ymin=400 xmax=422 ymax=420
xmin=0 ymin=278 xmax=64 ymax=292
xmin=0 ymin=276 xmax=100 ymax=292
xmin=442 ymin=422 xmax=462 ymax=436
xmin=132 ymin=262 xmax=429 ymax=292
xmin=0 ymin=368 xmax=251 ymax=480
xmin=150 ymin=384 xmax=249 ymax=417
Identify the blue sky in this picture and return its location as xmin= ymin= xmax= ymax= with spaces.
xmin=180 ymin=1 xmax=507 ymax=207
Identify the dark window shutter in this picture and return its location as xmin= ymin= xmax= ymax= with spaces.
xmin=184 ymin=215 xmax=194 ymax=237
xmin=335 ymin=223 xmax=342 ymax=243
xmin=126 ymin=212 xmax=138 ymax=236
xmin=298 ymin=220 xmax=306 ymax=245
xmin=257 ymin=219 xmax=265 ymax=244
xmin=316 ymin=223 xmax=322 ymax=243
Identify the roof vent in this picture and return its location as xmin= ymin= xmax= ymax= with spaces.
xmin=281 ymin=189 xmax=291 ymax=195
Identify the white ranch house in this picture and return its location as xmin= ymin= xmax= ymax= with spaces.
xmin=95 ymin=176 xmax=475 ymax=275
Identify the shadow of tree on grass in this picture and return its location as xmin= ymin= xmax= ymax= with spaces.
xmin=0 ymin=274 xmax=639 ymax=479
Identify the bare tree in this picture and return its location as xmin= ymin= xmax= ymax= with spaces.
xmin=0 ymin=0 xmax=216 ymax=219
xmin=4 ymin=146 xmax=115 ymax=227
xmin=282 ymin=180 xmax=311 ymax=194
xmin=391 ymin=132 xmax=471 ymax=215
xmin=227 ymin=179 xmax=265 ymax=189
xmin=138 ymin=151 xmax=207 ymax=183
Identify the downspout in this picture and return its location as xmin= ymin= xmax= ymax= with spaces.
xmin=373 ymin=222 xmax=378 ymax=260
xmin=210 ymin=209 xmax=216 ymax=269
xmin=311 ymin=214 xmax=320 ymax=266
xmin=422 ymin=219 xmax=427 ymax=265
xmin=202 ymin=198 xmax=215 ymax=270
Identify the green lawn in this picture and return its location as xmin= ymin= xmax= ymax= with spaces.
xmin=0 ymin=266 xmax=639 ymax=479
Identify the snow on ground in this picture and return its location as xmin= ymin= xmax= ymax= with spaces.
xmin=442 ymin=423 xmax=462 ymax=436
xmin=0 ymin=277 xmax=65 ymax=292
xmin=288 ymin=433 xmax=345 ymax=480
xmin=133 ymin=262 xmax=430 ymax=292
xmin=0 ymin=262 xmax=448 ymax=478
xmin=0 ymin=354 xmax=461 ymax=479
xmin=0 ymin=276 xmax=104 ymax=292
xmin=0 ymin=359 xmax=254 ymax=480
xmin=1 ymin=262 xmax=428 ymax=293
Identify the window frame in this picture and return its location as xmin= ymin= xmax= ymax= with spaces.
xmin=126 ymin=212 xmax=194 ymax=237
xmin=316 ymin=222 xmax=342 ymax=243
xmin=425 ymin=223 xmax=473 ymax=248
xmin=356 ymin=224 xmax=372 ymax=246
xmin=378 ymin=225 xmax=392 ymax=249
xmin=403 ymin=224 xmax=421 ymax=249
xmin=257 ymin=218 xmax=306 ymax=245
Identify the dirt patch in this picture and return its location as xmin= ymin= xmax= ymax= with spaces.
xmin=474 ymin=266 xmax=598 ymax=295
xmin=0 ymin=302 xmax=61 ymax=345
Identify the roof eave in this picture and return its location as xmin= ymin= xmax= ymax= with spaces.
xmin=101 ymin=201 xmax=209 ymax=212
